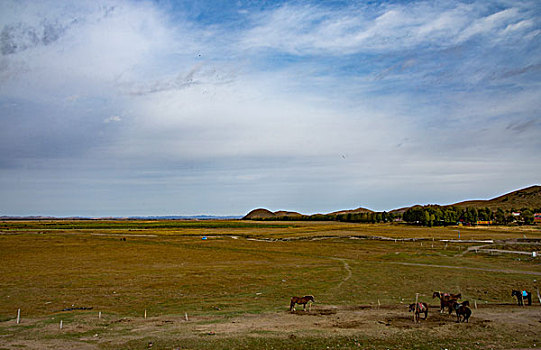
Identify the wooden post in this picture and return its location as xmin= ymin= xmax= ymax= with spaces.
xmin=60 ymin=320 xmax=63 ymax=329
xmin=474 ymin=300 xmax=477 ymax=309
xmin=144 ymin=309 xmax=147 ymax=319
xmin=98 ymin=311 xmax=101 ymax=319
xmin=377 ymin=299 xmax=381 ymax=309
xmin=16 ymin=309 xmax=20 ymax=324
xmin=414 ymin=293 xmax=419 ymax=322
xmin=185 ymin=312 xmax=188 ymax=321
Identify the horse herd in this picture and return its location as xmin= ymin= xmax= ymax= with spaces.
xmin=290 ymin=289 xmax=534 ymax=324
xmin=407 ymin=292 xmax=471 ymax=323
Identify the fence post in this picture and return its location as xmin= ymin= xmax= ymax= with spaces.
xmin=185 ymin=312 xmax=189 ymax=321
xmin=414 ymin=293 xmax=419 ymax=322
xmin=16 ymin=309 xmax=20 ymax=324
xmin=60 ymin=320 xmax=63 ymax=329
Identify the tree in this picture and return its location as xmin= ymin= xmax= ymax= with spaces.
xmin=521 ymin=210 xmax=534 ymax=225
xmin=494 ymin=208 xmax=505 ymax=224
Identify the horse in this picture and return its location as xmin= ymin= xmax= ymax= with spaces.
xmin=290 ymin=295 xmax=315 ymax=312
xmin=455 ymin=304 xmax=472 ymax=323
xmin=433 ymin=291 xmax=461 ymax=299
xmin=449 ymin=300 xmax=470 ymax=318
xmin=408 ymin=302 xmax=428 ymax=323
xmin=433 ymin=291 xmax=462 ymax=313
xmin=512 ymin=290 xmax=532 ymax=306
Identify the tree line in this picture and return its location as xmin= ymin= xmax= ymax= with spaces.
xmin=247 ymin=206 xmax=540 ymax=226
xmin=401 ymin=205 xmax=540 ymax=226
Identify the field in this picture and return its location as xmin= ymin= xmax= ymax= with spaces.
xmin=0 ymin=220 xmax=540 ymax=349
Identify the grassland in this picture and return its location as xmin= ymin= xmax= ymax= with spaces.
xmin=0 ymin=220 xmax=540 ymax=349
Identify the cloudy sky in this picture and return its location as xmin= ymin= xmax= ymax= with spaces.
xmin=0 ymin=0 xmax=540 ymax=217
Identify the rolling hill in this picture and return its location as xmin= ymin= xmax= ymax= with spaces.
xmin=243 ymin=209 xmax=303 ymax=220
xmin=244 ymin=185 xmax=541 ymax=220
xmin=450 ymin=185 xmax=541 ymax=211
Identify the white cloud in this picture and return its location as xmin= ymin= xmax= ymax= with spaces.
xmin=0 ymin=0 xmax=202 ymax=101
xmin=104 ymin=115 xmax=121 ymax=123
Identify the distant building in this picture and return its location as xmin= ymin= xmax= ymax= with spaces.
xmin=476 ymin=220 xmax=493 ymax=225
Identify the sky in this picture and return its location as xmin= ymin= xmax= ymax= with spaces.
xmin=0 ymin=0 xmax=540 ymax=217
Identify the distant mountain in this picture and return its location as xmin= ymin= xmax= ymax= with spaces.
xmin=0 ymin=215 xmax=243 ymax=220
xmin=389 ymin=185 xmax=541 ymax=215
xmin=450 ymin=185 xmax=541 ymax=211
xmin=127 ymin=215 xmax=243 ymax=220
xmin=329 ymin=207 xmax=374 ymax=215
xmin=243 ymin=209 xmax=302 ymax=220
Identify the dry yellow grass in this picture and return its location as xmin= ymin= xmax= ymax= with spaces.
xmin=0 ymin=220 xmax=540 ymax=349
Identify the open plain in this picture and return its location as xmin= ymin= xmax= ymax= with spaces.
xmin=0 ymin=220 xmax=540 ymax=349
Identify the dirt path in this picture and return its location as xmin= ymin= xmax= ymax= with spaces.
xmin=330 ymin=257 xmax=352 ymax=289
xmin=458 ymin=244 xmax=493 ymax=257
xmin=459 ymin=243 xmax=538 ymax=257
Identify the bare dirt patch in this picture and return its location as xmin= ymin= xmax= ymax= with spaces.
xmin=1 ymin=304 xmax=540 ymax=349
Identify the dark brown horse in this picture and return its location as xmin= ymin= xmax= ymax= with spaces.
xmin=290 ymin=295 xmax=315 ymax=311
xmin=455 ymin=304 xmax=472 ymax=323
xmin=449 ymin=300 xmax=470 ymax=318
xmin=433 ymin=291 xmax=462 ymax=313
xmin=512 ymin=290 xmax=532 ymax=306
xmin=409 ymin=302 xmax=428 ymax=322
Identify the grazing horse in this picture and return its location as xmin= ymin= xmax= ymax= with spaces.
xmin=512 ymin=290 xmax=532 ymax=306
xmin=433 ymin=292 xmax=462 ymax=313
xmin=290 ymin=295 xmax=315 ymax=312
xmin=409 ymin=302 xmax=428 ymax=323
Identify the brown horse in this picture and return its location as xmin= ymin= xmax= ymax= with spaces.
xmin=290 ymin=295 xmax=315 ymax=311
xmin=409 ymin=302 xmax=428 ymax=322
xmin=432 ymin=292 xmax=462 ymax=313
xmin=449 ymin=300 xmax=470 ymax=317
xmin=454 ymin=303 xmax=472 ymax=323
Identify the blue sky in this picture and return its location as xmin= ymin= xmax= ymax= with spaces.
xmin=0 ymin=0 xmax=540 ymax=216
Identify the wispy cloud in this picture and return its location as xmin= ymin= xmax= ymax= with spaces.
xmin=240 ymin=2 xmax=538 ymax=54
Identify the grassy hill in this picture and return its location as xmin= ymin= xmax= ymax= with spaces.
xmin=243 ymin=208 xmax=303 ymax=220
xmin=451 ymin=185 xmax=541 ymax=211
